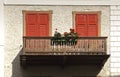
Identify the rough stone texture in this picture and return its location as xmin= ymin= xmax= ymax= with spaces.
xmin=4 ymin=5 xmax=110 ymax=77
xmin=110 ymin=5 xmax=120 ymax=77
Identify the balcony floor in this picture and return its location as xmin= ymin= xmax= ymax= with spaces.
xmin=20 ymin=52 xmax=110 ymax=67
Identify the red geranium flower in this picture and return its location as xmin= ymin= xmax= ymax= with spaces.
xmin=64 ymin=32 xmax=67 ymax=35
xmin=70 ymin=28 xmax=74 ymax=33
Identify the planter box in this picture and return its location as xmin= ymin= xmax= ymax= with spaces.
xmin=51 ymin=37 xmax=77 ymax=45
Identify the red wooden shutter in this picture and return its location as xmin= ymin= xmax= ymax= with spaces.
xmin=87 ymin=14 xmax=98 ymax=36
xmin=26 ymin=13 xmax=38 ymax=36
xmin=37 ymin=14 xmax=49 ymax=36
xmin=26 ymin=13 xmax=49 ymax=36
xmin=76 ymin=14 xmax=87 ymax=36
xmin=75 ymin=13 xmax=98 ymax=37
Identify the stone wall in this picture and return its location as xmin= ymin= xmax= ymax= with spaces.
xmin=4 ymin=5 xmax=110 ymax=77
xmin=110 ymin=5 xmax=120 ymax=77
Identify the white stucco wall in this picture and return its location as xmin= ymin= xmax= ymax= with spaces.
xmin=0 ymin=0 xmax=4 ymax=45
xmin=0 ymin=0 xmax=4 ymax=77
xmin=110 ymin=5 xmax=120 ymax=77
xmin=4 ymin=5 xmax=110 ymax=77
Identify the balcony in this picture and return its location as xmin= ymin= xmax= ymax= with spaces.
xmin=20 ymin=36 xmax=110 ymax=67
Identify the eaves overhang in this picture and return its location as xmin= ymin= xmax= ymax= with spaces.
xmin=3 ymin=0 xmax=120 ymax=6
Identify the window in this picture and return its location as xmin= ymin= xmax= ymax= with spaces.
xmin=23 ymin=11 xmax=52 ymax=36
xmin=73 ymin=11 xmax=101 ymax=37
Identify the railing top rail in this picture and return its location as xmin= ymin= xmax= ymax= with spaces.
xmin=23 ymin=36 xmax=108 ymax=39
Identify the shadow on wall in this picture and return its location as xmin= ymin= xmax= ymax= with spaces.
xmin=12 ymin=49 xmax=103 ymax=77
xmin=12 ymin=49 xmax=23 ymax=77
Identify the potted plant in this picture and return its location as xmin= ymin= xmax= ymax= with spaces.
xmin=51 ymin=28 xmax=62 ymax=45
xmin=51 ymin=28 xmax=78 ymax=45
xmin=64 ymin=28 xmax=78 ymax=45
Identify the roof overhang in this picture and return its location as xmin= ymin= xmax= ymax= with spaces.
xmin=4 ymin=0 xmax=120 ymax=6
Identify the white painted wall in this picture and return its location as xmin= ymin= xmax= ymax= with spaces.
xmin=3 ymin=0 xmax=120 ymax=77
xmin=3 ymin=0 xmax=120 ymax=5
xmin=4 ymin=5 xmax=110 ymax=77
xmin=0 ymin=0 xmax=4 ymax=77
xmin=110 ymin=5 xmax=120 ymax=77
